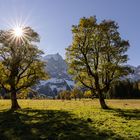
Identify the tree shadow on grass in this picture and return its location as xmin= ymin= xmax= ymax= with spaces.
xmin=108 ymin=108 xmax=140 ymax=120
xmin=0 ymin=109 xmax=124 ymax=140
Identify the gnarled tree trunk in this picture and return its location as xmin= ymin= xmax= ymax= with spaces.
xmin=98 ymin=90 xmax=108 ymax=109
xmin=11 ymin=91 xmax=20 ymax=110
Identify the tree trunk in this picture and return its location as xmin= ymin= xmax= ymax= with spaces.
xmin=98 ymin=91 xmax=108 ymax=109
xmin=11 ymin=91 xmax=20 ymax=110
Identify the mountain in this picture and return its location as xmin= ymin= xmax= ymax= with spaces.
xmin=43 ymin=53 xmax=70 ymax=79
xmin=35 ymin=53 xmax=140 ymax=97
xmin=36 ymin=78 xmax=73 ymax=98
xmin=35 ymin=53 xmax=74 ymax=97
xmin=125 ymin=65 xmax=140 ymax=81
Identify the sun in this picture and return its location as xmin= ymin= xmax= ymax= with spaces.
xmin=8 ymin=25 xmax=29 ymax=44
xmin=13 ymin=26 xmax=24 ymax=37
xmin=5 ymin=18 xmax=32 ymax=44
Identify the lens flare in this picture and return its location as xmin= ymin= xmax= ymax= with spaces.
xmin=13 ymin=26 xmax=24 ymax=37
xmin=2 ymin=15 xmax=37 ymax=45
xmin=3 ymin=17 xmax=32 ymax=45
xmin=8 ymin=25 xmax=30 ymax=45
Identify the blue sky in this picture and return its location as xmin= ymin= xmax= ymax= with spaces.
xmin=0 ymin=0 xmax=140 ymax=66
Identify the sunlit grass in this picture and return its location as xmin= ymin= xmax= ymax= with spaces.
xmin=0 ymin=99 xmax=140 ymax=139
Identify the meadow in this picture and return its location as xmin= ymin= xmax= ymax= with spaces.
xmin=0 ymin=99 xmax=140 ymax=140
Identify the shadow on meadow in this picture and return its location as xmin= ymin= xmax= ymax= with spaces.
xmin=0 ymin=108 xmax=124 ymax=140
xmin=109 ymin=108 xmax=140 ymax=120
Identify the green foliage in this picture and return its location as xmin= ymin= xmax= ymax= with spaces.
xmin=57 ymin=88 xmax=83 ymax=100
xmin=58 ymin=90 xmax=71 ymax=100
xmin=109 ymin=80 xmax=140 ymax=99
xmin=66 ymin=16 xmax=131 ymax=108
xmin=0 ymin=27 xmax=48 ymax=96
xmin=70 ymin=88 xmax=83 ymax=100
xmin=66 ymin=16 xmax=130 ymax=89
xmin=17 ymin=88 xmax=39 ymax=99
xmin=84 ymin=90 xmax=92 ymax=98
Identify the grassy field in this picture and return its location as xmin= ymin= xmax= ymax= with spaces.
xmin=0 ymin=99 xmax=140 ymax=140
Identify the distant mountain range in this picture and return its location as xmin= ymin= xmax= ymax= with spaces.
xmin=124 ymin=65 xmax=140 ymax=81
xmin=35 ymin=53 xmax=74 ymax=97
xmin=35 ymin=53 xmax=140 ymax=97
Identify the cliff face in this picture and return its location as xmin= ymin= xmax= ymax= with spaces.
xmin=35 ymin=53 xmax=74 ymax=97
xmin=43 ymin=53 xmax=70 ymax=79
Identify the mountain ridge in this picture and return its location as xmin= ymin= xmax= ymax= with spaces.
xmin=36 ymin=53 xmax=140 ymax=97
xmin=35 ymin=53 xmax=74 ymax=97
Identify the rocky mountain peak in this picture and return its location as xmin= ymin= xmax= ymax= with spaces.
xmin=43 ymin=53 xmax=62 ymax=61
xmin=43 ymin=53 xmax=69 ymax=79
xmin=35 ymin=53 xmax=74 ymax=97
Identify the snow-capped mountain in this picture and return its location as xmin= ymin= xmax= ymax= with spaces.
xmin=43 ymin=53 xmax=70 ymax=79
xmin=35 ymin=53 xmax=74 ymax=97
xmin=125 ymin=65 xmax=140 ymax=81
xmin=36 ymin=53 xmax=140 ymax=97
xmin=36 ymin=78 xmax=74 ymax=97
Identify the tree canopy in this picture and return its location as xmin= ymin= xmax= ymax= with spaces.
xmin=0 ymin=27 xmax=48 ymax=109
xmin=66 ymin=16 xmax=131 ymax=109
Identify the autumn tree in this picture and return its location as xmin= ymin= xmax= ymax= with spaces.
xmin=0 ymin=26 xmax=48 ymax=110
xmin=84 ymin=90 xmax=92 ymax=99
xmin=58 ymin=90 xmax=71 ymax=100
xmin=70 ymin=87 xmax=83 ymax=100
xmin=66 ymin=16 xmax=131 ymax=109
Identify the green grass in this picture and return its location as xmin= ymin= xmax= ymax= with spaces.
xmin=0 ymin=99 xmax=140 ymax=140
